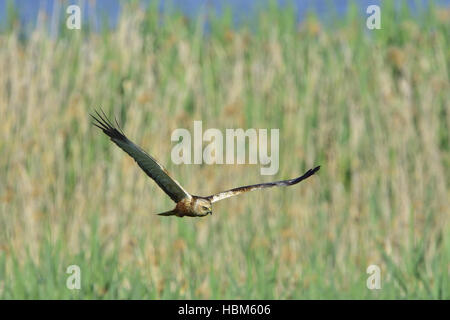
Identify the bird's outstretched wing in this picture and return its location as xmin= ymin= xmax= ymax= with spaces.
xmin=206 ymin=166 xmax=320 ymax=203
xmin=91 ymin=110 xmax=191 ymax=203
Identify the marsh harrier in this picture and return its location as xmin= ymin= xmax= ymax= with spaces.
xmin=91 ymin=110 xmax=320 ymax=217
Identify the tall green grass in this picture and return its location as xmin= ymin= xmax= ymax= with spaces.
xmin=0 ymin=1 xmax=448 ymax=299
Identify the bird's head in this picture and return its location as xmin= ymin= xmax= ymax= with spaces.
xmin=194 ymin=198 xmax=212 ymax=217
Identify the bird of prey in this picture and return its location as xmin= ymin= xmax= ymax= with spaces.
xmin=91 ymin=110 xmax=320 ymax=218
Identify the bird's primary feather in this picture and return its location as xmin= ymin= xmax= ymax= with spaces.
xmin=91 ymin=110 xmax=192 ymax=203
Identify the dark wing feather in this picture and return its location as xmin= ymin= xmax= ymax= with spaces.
xmin=91 ymin=110 xmax=191 ymax=203
xmin=206 ymin=166 xmax=320 ymax=203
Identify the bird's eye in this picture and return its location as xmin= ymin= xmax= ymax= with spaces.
xmin=202 ymin=206 xmax=209 ymax=210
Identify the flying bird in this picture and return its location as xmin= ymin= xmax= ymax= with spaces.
xmin=91 ymin=110 xmax=320 ymax=218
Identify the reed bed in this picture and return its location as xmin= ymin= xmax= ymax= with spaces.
xmin=0 ymin=1 xmax=448 ymax=298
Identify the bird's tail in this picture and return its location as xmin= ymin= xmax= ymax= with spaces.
xmin=157 ymin=209 xmax=176 ymax=216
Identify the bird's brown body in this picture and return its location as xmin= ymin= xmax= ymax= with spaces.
xmin=166 ymin=197 xmax=212 ymax=217
xmin=175 ymin=198 xmax=193 ymax=217
xmin=91 ymin=110 xmax=319 ymax=218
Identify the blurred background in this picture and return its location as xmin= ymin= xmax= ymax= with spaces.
xmin=0 ymin=0 xmax=448 ymax=299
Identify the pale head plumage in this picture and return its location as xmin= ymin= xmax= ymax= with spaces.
xmin=193 ymin=198 xmax=212 ymax=216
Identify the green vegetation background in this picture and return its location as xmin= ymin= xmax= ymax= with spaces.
xmin=0 ymin=1 xmax=448 ymax=299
